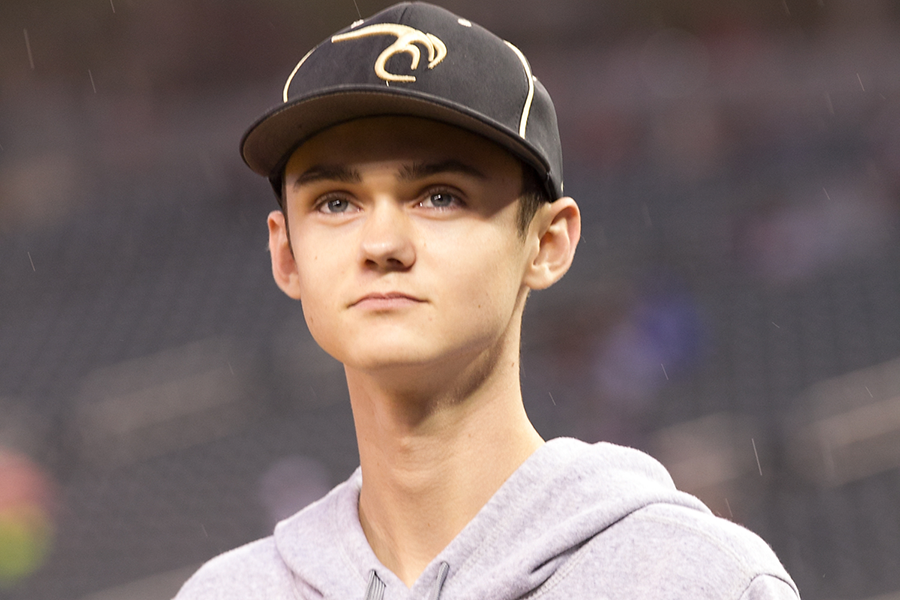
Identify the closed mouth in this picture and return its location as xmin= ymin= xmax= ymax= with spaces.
xmin=350 ymin=292 xmax=424 ymax=308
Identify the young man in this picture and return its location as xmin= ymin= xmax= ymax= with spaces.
xmin=177 ymin=3 xmax=799 ymax=598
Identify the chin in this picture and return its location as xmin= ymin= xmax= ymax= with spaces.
xmin=344 ymin=347 xmax=441 ymax=373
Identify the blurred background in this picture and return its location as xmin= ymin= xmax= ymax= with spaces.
xmin=2 ymin=0 xmax=900 ymax=598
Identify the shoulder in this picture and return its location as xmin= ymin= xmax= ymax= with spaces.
xmin=633 ymin=503 xmax=785 ymax=570
xmin=600 ymin=502 xmax=799 ymax=598
xmin=173 ymin=537 xmax=296 ymax=600
xmin=172 ymin=470 xmax=363 ymax=600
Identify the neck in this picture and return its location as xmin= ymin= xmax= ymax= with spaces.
xmin=346 ymin=345 xmax=543 ymax=587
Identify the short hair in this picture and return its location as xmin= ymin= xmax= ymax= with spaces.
xmin=517 ymin=165 xmax=551 ymax=236
xmin=275 ymin=161 xmax=550 ymax=239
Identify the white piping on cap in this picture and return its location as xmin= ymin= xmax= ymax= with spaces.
xmin=283 ymin=48 xmax=316 ymax=103
xmin=503 ymin=40 xmax=535 ymax=138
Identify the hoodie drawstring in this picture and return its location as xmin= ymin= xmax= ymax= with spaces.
xmin=365 ymin=570 xmax=385 ymax=600
xmin=364 ymin=562 xmax=449 ymax=600
xmin=427 ymin=562 xmax=450 ymax=600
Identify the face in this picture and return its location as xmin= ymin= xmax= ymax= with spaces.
xmin=269 ymin=116 xmax=541 ymax=376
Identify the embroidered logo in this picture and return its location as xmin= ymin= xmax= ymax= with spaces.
xmin=331 ymin=24 xmax=447 ymax=83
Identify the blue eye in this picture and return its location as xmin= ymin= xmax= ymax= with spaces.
xmin=431 ymin=193 xmax=453 ymax=207
xmin=422 ymin=191 xmax=460 ymax=209
xmin=319 ymin=198 xmax=353 ymax=213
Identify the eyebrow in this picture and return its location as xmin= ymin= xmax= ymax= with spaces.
xmin=399 ymin=160 xmax=487 ymax=182
xmin=292 ymin=165 xmax=362 ymax=189
xmin=291 ymin=159 xmax=487 ymax=190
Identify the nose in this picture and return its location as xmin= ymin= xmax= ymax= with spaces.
xmin=358 ymin=201 xmax=416 ymax=271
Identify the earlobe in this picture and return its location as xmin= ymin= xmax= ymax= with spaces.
xmin=523 ymin=197 xmax=581 ymax=290
xmin=268 ymin=210 xmax=303 ymax=300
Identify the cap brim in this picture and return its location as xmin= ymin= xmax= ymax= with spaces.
xmin=240 ymin=88 xmax=552 ymax=183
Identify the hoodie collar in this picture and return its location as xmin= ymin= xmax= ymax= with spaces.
xmin=274 ymin=438 xmax=709 ymax=599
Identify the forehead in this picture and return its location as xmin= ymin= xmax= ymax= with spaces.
xmin=283 ymin=116 xmax=522 ymax=181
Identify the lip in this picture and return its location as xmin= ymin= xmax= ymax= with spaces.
xmin=350 ymin=292 xmax=425 ymax=309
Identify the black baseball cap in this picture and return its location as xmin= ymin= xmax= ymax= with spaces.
xmin=240 ymin=1 xmax=564 ymax=199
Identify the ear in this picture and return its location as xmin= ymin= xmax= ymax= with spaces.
xmin=268 ymin=210 xmax=302 ymax=300
xmin=523 ymin=197 xmax=581 ymax=291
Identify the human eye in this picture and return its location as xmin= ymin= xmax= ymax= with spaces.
xmin=315 ymin=194 xmax=358 ymax=214
xmin=419 ymin=188 xmax=464 ymax=210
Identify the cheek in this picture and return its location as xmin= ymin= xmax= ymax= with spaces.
xmin=293 ymin=247 xmax=337 ymax=343
xmin=298 ymin=291 xmax=342 ymax=361
xmin=447 ymin=239 xmax=525 ymax=320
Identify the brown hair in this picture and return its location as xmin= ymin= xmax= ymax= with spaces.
xmin=517 ymin=165 xmax=551 ymax=237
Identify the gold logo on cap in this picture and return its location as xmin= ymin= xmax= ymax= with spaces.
xmin=331 ymin=24 xmax=447 ymax=83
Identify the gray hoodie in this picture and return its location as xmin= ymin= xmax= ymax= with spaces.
xmin=175 ymin=438 xmax=799 ymax=599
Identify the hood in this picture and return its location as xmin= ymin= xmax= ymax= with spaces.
xmin=273 ymin=438 xmax=710 ymax=599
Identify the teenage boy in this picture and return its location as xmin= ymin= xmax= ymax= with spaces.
xmin=176 ymin=3 xmax=800 ymax=599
